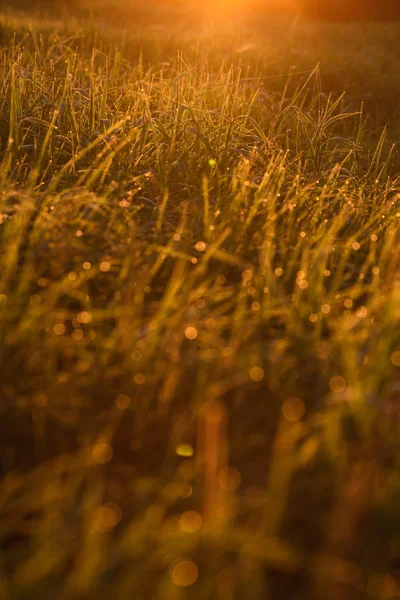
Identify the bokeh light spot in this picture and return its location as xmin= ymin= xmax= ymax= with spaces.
xmin=329 ymin=376 xmax=346 ymax=393
xmin=179 ymin=511 xmax=202 ymax=533
xmin=54 ymin=323 xmax=66 ymax=335
xmin=391 ymin=352 xmax=400 ymax=367
xmin=242 ymin=269 xmax=253 ymax=282
xmin=71 ymin=329 xmax=84 ymax=341
xmin=185 ymin=326 xmax=198 ymax=340
xmin=92 ymin=443 xmax=113 ymax=464
xmin=218 ymin=467 xmax=241 ymax=491
xmin=250 ymin=367 xmax=264 ymax=382
xmin=92 ymin=503 xmax=122 ymax=533
xmin=115 ymin=394 xmax=131 ymax=409
xmin=176 ymin=443 xmax=194 ymax=457
xmin=282 ymin=398 xmax=305 ymax=422
xmin=77 ymin=311 xmax=92 ymax=324
xmin=100 ymin=261 xmax=111 ymax=272
xmin=170 ymin=559 xmax=198 ymax=587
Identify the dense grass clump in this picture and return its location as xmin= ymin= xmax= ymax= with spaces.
xmin=1 ymin=8 xmax=400 ymax=600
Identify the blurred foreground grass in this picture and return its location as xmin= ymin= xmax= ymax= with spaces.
xmin=1 ymin=7 xmax=400 ymax=600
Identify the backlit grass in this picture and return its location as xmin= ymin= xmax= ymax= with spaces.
xmin=1 ymin=8 xmax=400 ymax=600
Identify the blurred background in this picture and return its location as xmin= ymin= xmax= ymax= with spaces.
xmin=2 ymin=0 xmax=400 ymax=22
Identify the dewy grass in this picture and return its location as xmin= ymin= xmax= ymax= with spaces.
xmin=0 ymin=9 xmax=400 ymax=600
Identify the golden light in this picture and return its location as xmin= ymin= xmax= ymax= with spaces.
xmin=218 ymin=467 xmax=241 ymax=491
xmin=176 ymin=443 xmax=194 ymax=457
xmin=282 ymin=398 xmax=305 ymax=422
xmin=179 ymin=511 xmax=202 ymax=533
xmin=391 ymin=351 xmax=400 ymax=367
xmin=92 ymin=443 xmax=113 ymax=464
xmin=92 ymin=503 xmax=122 ymax=533
xmin=115 ymin=394 xmax=131 ymax=409
xmin=249 ymin=367 xmax=264 ymax=382
xmin=329 ymin=376 xmax=347 ymax=393
xmin=170 ymin=559 xmax=199 ymax=588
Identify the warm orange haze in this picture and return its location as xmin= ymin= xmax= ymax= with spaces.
xmin=1 ymin=0 xmax=400 ymax=599
xmin=9 ymin=0 xmax=400 ymax=20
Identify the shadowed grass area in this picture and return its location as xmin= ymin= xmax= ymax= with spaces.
xmin=1 ymin=8 xmax=400 ymax=600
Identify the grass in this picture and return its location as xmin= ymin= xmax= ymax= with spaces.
xmin=1 ymin=5 xmax=400 ymax=599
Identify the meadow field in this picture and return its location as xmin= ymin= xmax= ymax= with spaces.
xmin=1 ymin=3 xmax=400 ymax=599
